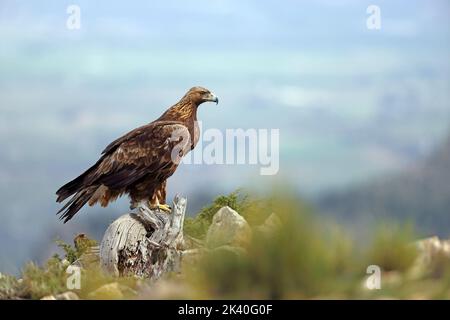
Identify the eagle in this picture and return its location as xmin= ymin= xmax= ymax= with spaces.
xmin=56 ymin=86 xmax=218 ymax=223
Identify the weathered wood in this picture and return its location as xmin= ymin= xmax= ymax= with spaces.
xmin=99 ymin=195 xmax=187 ymax=279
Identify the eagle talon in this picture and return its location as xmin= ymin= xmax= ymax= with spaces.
xmin=151 ymin=204 xmax=172 ymax=213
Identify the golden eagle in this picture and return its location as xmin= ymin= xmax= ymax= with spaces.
xmin=56 ymin=86 xmax=218 ymax=222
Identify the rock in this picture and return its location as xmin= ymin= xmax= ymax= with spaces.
xmin=213 ymin=245 xmax=247 ymax=257
xmin=136 ymin=278 xmax=193 ymax=299
xmin=88 ymin=282 xmax=123 ymax=300
xmin=41 ymin=291 xmax=79 ymax=300
xmin=58 ymin=291 xmax=79 ymax=300
xmin=410 ymin=236 xmax=450 ymax=278
xmin=87 ymin=282 xmax=136 ymax=300
xmin=415 ymin=236 xmax=450 ymax=261
xmin=256 ymin=213 xmax=282 ymax=234
xmin=206 ymin=206 xmax=252 ymax=248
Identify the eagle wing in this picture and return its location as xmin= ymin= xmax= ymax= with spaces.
xmin=56 ymin=121 xmax=191 ymax=222
xmin=88 ymin=121 xmax=190 ymax=188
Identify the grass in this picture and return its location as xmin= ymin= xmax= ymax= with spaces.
xmin=20 ymin=257 xmax=68 ymax=299
xmin=186 ymin=193 xmax=353 ymax=298
xmin=0 ymin=190 xmax=449 ymax=299
xmin=0 ymin=236 xmax=140 ymax=299
xmin=365 ymin=223 xmax=418 ymax=272
xmin=184 ymin=191 xmax=449 ymax=299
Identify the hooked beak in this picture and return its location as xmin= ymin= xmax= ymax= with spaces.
xmin=204 ymin=92 xmax=219 ymax=105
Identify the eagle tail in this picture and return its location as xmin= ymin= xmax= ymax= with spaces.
xmin=57 ymin=185 xmax=98 ymax=223
xmin=56 ymin=175 xmax=87 ymax=203
xmin=55 ymin=160 xmax=102 ymax=202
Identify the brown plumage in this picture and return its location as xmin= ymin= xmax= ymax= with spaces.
xmin=56 ymin=86 xmax=218 ymax=223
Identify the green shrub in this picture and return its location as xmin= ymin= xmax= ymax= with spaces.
xmin=184 ymin=189 xmax=253 ymax=239
xmin=20 ymin=256 xmax=67 ymax=299
xmin=55 ymin=234 xmax=98 ymax=264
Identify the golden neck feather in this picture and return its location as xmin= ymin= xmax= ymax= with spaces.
xmin=159 ymin=98 xmax=198 ymax=122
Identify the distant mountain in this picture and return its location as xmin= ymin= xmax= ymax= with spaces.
xmin=317 ymin=134 xmax=450 ymax=237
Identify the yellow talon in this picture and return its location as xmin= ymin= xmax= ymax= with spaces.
xmin=154 ymin=204 xmax=172 ymax=213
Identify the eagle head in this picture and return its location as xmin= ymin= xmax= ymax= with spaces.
xmin=185 ymin=86 xmax=219 ymax=105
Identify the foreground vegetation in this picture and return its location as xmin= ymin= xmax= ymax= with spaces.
xmin=1 ymin=190 xmax=449 ymax=299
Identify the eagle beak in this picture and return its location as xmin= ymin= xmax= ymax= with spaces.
xmin=205 ymin=92 xmax=219 ymax=105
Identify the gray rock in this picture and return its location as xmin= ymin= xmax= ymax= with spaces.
xmin=206 ymin=206 xmax=252 ymax=248
xmin=256 ymin=213 xmax=282 ymax=234
xmin=415 ymin=236 xmax=450 ymax=260
xmin=41 ymin=291 xmax=79 ymax=300
xmin=87 ymin=282 xmax=136 ymax=300
xmin=409 ymin=236 xmax=450 ymax=278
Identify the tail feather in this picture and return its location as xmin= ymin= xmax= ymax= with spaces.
xmin=58 ymin=186 xmax=98 ymax=223
xmin=56 ymin=159 xmax=104 ymax=202
xmin=56 ymin=174 xmax=87 ymax=203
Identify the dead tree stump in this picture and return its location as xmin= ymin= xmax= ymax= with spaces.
xmin=99 ymin=195 xmax=187 ymax=279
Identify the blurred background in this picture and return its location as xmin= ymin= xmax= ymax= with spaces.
xmin=0 ymin=0 xmax=449 ymax=275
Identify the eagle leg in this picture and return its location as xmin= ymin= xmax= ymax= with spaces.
xmin=148 ymin=181 xmax=172 ymax=213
